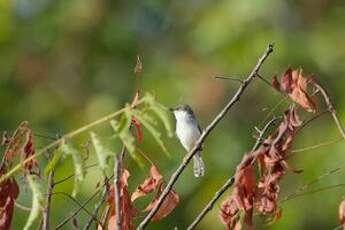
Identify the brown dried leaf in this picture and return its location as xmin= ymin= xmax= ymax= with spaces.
xmin=273 ymin=68 xmax=316 ymax=113
xmin=131 ymin=165 xmax=163 ymax=202
xmin=220 ymin=197 xmax=241 ymax=230
xmin=144 ymin=184 xmax=179 ymax=222
xmin=3 ymin=121 xmax=39 ymax=175
xmin=106 ymin=169 xmax=138 ymax=230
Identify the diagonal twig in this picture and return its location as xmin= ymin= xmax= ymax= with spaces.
xmin=313 ymin=82 xmax=345 ymax=139
xmin=137 ymin=43 xmax=274 ymax=230
xmin=83 ymin=180 xmax=108 ymax=230
xmin=115 ymin=146 xmax=125 ymax=230
xmin=42 ymin=170 xmax=55 ymax=230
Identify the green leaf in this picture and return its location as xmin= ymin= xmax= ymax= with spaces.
xmin=65 ymin=145 xmax=84 ymax=197
xmin=23 ymin=175 xmax=43 ymax=230
xmin=110 ymin=118 xmax=136 ymax=157
xmin=44 ymin=141 xmax=65 ymax=176
xmin=134 ymin=111 xmax=170 ymax=156
xmin=90 ymin=132 xmax=112 ymax=172
xmin=150 ymin=103 xmax=174 ymax=137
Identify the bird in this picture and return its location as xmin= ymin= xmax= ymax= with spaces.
xmin=170 ymin=104 xmax=205 ymax=177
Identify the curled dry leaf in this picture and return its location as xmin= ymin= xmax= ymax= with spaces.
xmin=132 ymin=163 xmax=180 ymax=222
xmin=131 ymin=164 xmax=162 ymax=202
xmin=272 ymin=68 xmax=316 ymax=113
xmin=3 ymin=121 xmax=39 ymax=175
xmin=131 ymin=116 xmax=143 ymax=144
xmin=220 ymin=197 xmax=241 ymax=230
xmin=144 ymin=184 xmax=180 ymax=222
xmin=339 ymin=199 xmax=345 ymax=230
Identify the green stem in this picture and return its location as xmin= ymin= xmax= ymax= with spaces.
xmin=0 ymin=101 xmax=144 ymax=183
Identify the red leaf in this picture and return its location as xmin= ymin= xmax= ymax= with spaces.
xmin=131 ymin=116 xmax=143 ymax=144
xmin=273 ymin=68 xmax=316 ymax=113
xmin=106 ymin=169 xmax=138 ymax=230
xmin=339 ymin=199 xmax=345 ymax=230
xmin=0 ymin=166 xmax=19 ymax=230
xmin=131 ymin=164 xmax=162 ymax=201
xmin=220 ymin=197 xmax=241 ymax=230
xmin=144 ymin=184 xmax=180 ymax=222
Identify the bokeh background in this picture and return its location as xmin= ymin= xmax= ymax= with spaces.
xmin=1 ymin=0 xmax=345 ymax=229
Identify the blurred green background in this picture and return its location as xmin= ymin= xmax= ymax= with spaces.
xmin=1 ymin=0 xmax=345 ymax=229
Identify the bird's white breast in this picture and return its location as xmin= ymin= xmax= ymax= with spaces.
xmin=174 ymin=111 xmax=201 ymax=151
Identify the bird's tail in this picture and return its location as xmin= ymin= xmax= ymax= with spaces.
xmin=193 ymin=152 xmax=205 ymax=177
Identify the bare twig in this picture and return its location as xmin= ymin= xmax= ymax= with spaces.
xmin=252 ymin=116 xmax=281 ymax=151
xmin=281 ymin=164 xmax=345 ymax=203
xmin=52 ymin=192 xmax=100 ymax=225
xmin=314 ymin=82 xmax=345 ymax=139
xmin=213 ymin=75 xmax=243 ymax=83
xmin=291 ymin=137 xmax=343 ymax=153
xmin=53 ymin=163 xmax=98 ymax=186
xmin=115 ymin=147 xmax=125 ymax=230
xmin=54 ymin=176 xmax=113 ymax=229
xmin=187 ymin=176 xmax=234 ymax=230
xmin=83 ymin=185 xmax=108 ymax=230
xmin=137 ymin=43 xmax=274 ymax=229
xmin=187 ymin=116 xmax=278 ymax=229
xmin=42 ymin=170 xmax=55 ymax=230
xmin=281 ymin=183 xmax=345 ymax=203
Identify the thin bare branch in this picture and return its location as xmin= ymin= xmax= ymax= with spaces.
xmin=213 ymin=75 xmax=243 ymax=83
xmin=281 ymin=165 xmax=345 ymax=203
xmin=187 ymin=116 xmax=278 ymax=229
xmin=115 ymin=147 xmax=125 ymax=230
xmin=53 ymin=163 xmax=98 ymax=186
xmin=187 ymin=176 xmax=234 ymax=230
xmin=52 ymin=192 xmax=100 ymax=225
xmin=291 ymin=137 xmax=343 ymax=153
xmin=83 ymin=185 xmax=108 ymax=230
xmin=281 ymin=183 xmax=345 ymax=203
xmin=42 ymin=170 xmax=55 ymax=230
xmin=137 ymin=43 xmax=274 ymax=229
xmin=314 ymin=82 xmax=345 ymax=139
xmin=54 ymin=176 xmax=113 ymax=229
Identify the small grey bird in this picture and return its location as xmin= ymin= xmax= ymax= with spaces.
xmin=170 ymin=104 xmax=205 ymax=177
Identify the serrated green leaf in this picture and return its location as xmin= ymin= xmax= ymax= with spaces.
xmin=65 ymin=145 xmax=84 ymax=197
xmin=110 ymin=119 xmax=136 ymax=156
xmin=44 ymin=141 xmax=65 ymax=176
xmin=150 ymin=103 xmax=174 ymax=137
xmin=24 ymin=175 xmax=43 ymax=230
xmin=134 ymin=112 xmax=170 ymax=156
xmin=90 ymin=132 xmax=112 ymax=172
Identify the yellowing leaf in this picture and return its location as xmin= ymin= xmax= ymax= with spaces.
xmin=23 ymin=175 xmax=43 ymax=230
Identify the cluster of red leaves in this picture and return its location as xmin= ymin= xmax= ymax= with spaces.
xmin=0 ymin=166 xmax=19 ymax=230
xmin=339 ymin=199 xmax=345 ymax=230
xmin=0 ymin=121 xmax=39 ymax=229
xmin=220 ymin=107 xmax=303 ymax=229
xmin=105 ymin=169 xmax=138 ymax=230
xmin=272 ymin=68 xmax=316 ymax=113
xmin=102 ymin=164 xmax=179 ymax=229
